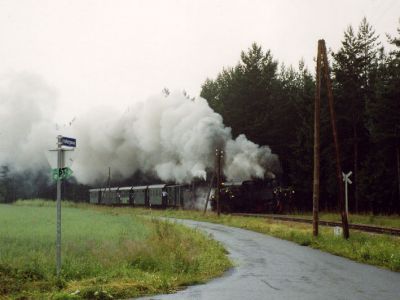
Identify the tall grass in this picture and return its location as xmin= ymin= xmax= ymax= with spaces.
xmin=138 ymin=208 xmax=400 ymax=272
xmin=0 ymin=202 xmax=231 ymax=299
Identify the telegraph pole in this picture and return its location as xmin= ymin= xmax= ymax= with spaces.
xmin=203 ymin=172 xmax=215 ymax=214
xmin=108 ymin=167 xmax=111 ymax=190
xmin=320 ymin=40 xmax=350 ymax=239
xmin=312 ymin=40 xmax=323 ymax=237
xmin=107 ymin=167 xmax=111 ymax=203
xmin=397 ymin=144 xmax=400 ymax=214
xmin=215 ymin=148 xmax=223 ymax=217
xmin=216 ymin=149 xmax=220 ymax=217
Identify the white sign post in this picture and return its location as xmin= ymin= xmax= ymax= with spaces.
xmin=56 ymin=135 xmax=62 ymax=278
xmin=48 ymin=135 xmax=76 ymax=278
xmin=342 ymin=171 xmax=352 ymax=219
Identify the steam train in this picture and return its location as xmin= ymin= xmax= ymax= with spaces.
xmin=210 ymin=180 xmax=295 ymax=214
xmin=89 ymin=180 xmax=294 ymax=213
xmin=89 ymin=184 xmax=191 ymax=208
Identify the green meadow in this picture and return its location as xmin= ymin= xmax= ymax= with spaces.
xmin=0 ymin=202 xmax=231 ymax=299
xmin=2 ymin=200 xmax=398 ymax=299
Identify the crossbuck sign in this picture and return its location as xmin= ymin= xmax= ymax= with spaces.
xmin=342 ymin=171 xmax=352 ymax=217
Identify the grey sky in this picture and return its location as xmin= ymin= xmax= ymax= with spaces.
xmin=0 ymin=0 xmax=399 ymax=123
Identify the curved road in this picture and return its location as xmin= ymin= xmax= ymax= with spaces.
xmin=139 ymin=219 xmax=400 ymax=300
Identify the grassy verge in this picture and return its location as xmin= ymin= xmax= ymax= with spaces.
xmin=0 ymin=202 xmax=231 ymax=299
xmin=137 ymin=208 xmax=400 ymax=272
xmin=285 ymin=212 xmax=400 ymax=228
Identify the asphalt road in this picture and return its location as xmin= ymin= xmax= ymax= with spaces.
xmin=138 ymin=219 xmax=400 ymax=300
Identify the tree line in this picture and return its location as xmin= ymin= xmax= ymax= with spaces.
xmin=201 ymin=18 xmax=400 ymax=214
xmin=1 ymin=18 xmax=398 ymax=214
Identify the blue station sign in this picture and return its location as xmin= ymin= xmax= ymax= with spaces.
xmin=61 ymin=137 xmax=76 ymax=147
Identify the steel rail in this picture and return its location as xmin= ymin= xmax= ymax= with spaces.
xmin=232 ymin=213 xmax=400 ymax=236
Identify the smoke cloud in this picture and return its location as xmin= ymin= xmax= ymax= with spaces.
xmin=0 ymin=72 xmax=57 ymax=173
xmin=0 ymin=73 xmax=280 ymax=185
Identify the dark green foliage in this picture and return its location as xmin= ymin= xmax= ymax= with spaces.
xmin=202 ymin=43 xmax=281 ymax=145
xmin=201 ymin=43 xmax=291 ymax=182
xmin=282 ymin=62 xmax=315 ymax=208
xmin=361 ymin=21 xmax=400 ymax=214
xmin=0 ymin=166 xmax=91 ymax=203
xmin=201 ymin=18 xmax=400 ymax=213
xmin=331 ymin=18 xmax=382 ymax=212
xmin=201 ymin=43 xmax=316 ymax=208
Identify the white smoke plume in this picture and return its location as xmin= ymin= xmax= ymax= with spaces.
xmin=0 ymin=73 xmax=280 ymax=185
xmin=0 ymin=72 xmax=57 ymax=173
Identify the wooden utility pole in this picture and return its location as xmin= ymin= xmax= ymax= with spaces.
xmin=215 ymin=148 xmax=223 ymax=217
xmin=107 ymin=167 xmax=111 ymax=203
xmin=319 ymin=40 xmax=350 ymax=239
xmin=203 ymin=172 xmax=215 ymax=214
xmin=397 ymin=144 xmax=400 ymax=215
xmin=312 ymin=40 xmax=323 ymax=237
xmin=396 ymin=132 xmax=400 ymax=215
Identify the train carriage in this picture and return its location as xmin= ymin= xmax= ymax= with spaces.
xmin=147 ymin=184 xmax=166 ymax=207
xmin=165 ymin=184 xmax=185 ymax=207
xmin=118 ymin=186 xmax=132 ymax=204
xmin=131 ymin=186 xmax=148 ymax=206
xmin=89 ymin=188 xmax=102 ymax=204
xmin=101 ymin=187 xmax=120 ymax=204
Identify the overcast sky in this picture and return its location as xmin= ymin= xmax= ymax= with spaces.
xmin=0 ymin=0 xmax=399 ymax=123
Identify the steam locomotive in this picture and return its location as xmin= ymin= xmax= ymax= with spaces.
xmin=211 ymin=180 xmax=295 ymax=214
xmin=89 ymin=180 xmax=294 ymax=213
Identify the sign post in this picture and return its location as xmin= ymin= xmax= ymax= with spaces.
xmin=56 ymin=135 xmax=62 ymax=278
xmin=342 ymin=171 xmax=353 ymax=219
xmin=49 ymin=135 xmax=76 ymax=278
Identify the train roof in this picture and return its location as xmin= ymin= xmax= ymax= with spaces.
xmin=89 ymin=183 xmax=185 ymax=192
xmin=119 ymin=186 xmax=133 ymax=191
xmin=147 ymin=184 xmax=166 ymax=189
xmin=166 ymin=184 xmax=187 ymax=188
xmin=132 ymin=185 xmax=148 ymax=190
xmin=222 ymin=181 xmax=245 ymax=187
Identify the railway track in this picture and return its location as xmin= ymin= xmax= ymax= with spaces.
xmin=232 ymin=213 xmax=400 ymax=236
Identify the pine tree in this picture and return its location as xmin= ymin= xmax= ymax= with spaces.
xmin=286 ymin=62 xmax=315 ymax=208
xmin=201 ymin=43 xmax=299 ymax=182
xmin=201 ymin=43 xmax=281 ymax=146
xmin=332 ymin=18 xmax=381 ymax=212
xmin=363 ymin=21 xmax=400 ymax=213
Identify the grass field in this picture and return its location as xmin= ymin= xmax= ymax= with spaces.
xmin=0 ymin=202 xmax=232 ymax=299
xmin=3 ymin=201 xmax=398 ymax=299
xmin=137 ymin=208 xmax=400 ymax=272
